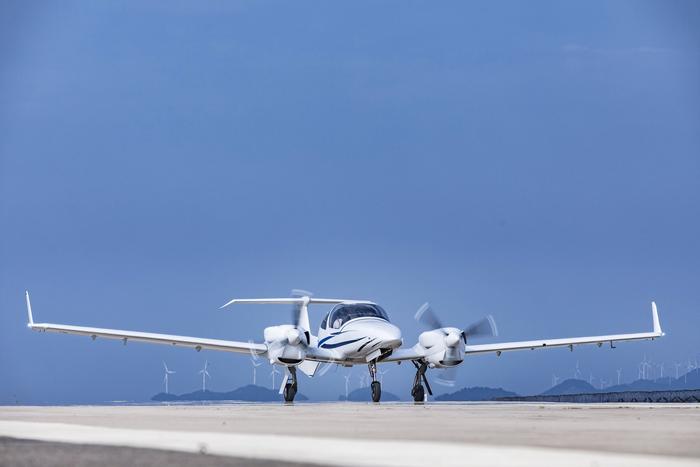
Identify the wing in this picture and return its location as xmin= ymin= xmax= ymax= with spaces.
xmin=25 ymin=292 xmax=266 ymax=355
xmin=383 ymin=302 xmax=664 ymax=362
xmin=466 ymin=302 xmax=664 ymax=355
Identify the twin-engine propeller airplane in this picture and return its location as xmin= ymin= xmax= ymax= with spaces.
xmin=24 ymin=290 xmax=664 ymax=402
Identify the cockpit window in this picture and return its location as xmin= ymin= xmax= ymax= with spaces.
xmin=320 ymin=312 xmax=329 ymax=330
xmin=329 ymin=304 xmax=390 ymax=329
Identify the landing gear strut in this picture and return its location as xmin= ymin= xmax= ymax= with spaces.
xmin=283 ymin=366 xmax=298 ymax=403
xmin=369 ymin=360 xmax=381 ymax=402
xmin=411 ymin=361 xmax=432 ymax=402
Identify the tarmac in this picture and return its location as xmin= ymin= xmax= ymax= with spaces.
xmin=1 ymin=402 xmax=699 ymax=467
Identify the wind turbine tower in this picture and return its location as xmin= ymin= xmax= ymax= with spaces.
xmin=270 ymin=365 xmax=281 ymax=390
xmin=343 ymin=372 xmax=352 ymax=399
xmin=198 ymin=360 xmax=211 ymax=392
xmin=249 ymin=347 xmax=262 ymax=385
xmin=163 ymin=362 xmax=175 ymax=394
xmin=616 ymin=368 xmax=622 ymax=386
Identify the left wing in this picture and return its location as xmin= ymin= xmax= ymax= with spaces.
xmin=25 ymin=291 xmax=267 ymax=355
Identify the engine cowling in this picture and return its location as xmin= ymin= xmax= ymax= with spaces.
xmin=264 ymin=325 xmax=307 ymax=366
xmin=418 ymin=327 xmax=464 ymax=368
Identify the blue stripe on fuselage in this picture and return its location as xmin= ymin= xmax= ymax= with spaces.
xmin=320 ymin=337 xmax=364 ymax=349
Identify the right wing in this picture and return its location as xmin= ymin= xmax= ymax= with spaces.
xmin=25 ymin=291 xmax=267 ymax=355
xmin=464 ymin=302 xmax=664 ymax=356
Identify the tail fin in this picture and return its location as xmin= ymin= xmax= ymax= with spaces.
xmin=25 ymin=290 xmax=34 ymax=327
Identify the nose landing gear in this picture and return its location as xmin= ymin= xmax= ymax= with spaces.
xmin=411 ymin=360 xmax=432 ymax=402
xmin=369 ymin=360 xmax=381 ymax=402
xmin=283 ymin=366 xmax=298 ymax=403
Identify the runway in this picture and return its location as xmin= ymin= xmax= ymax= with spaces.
xmin=1 ymin=403 xmax=699 ymax=466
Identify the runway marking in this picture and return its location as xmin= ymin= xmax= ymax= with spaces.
xmin=0 ymin=420 xmax=696 ymax=467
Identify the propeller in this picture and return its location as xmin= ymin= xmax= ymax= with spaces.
xmin=414 ymin=302 xmax=498 ymax=387
xmin=415 ymin=302 xmax=498 ymax=341
xmin=290 ymin=289 xmax=313 ymax=326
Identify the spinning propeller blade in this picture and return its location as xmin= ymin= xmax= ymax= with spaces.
xmin=414 ymin=302 xmax=445 ymax=334
xmin=463 ymin=315 xmax=498 ymax=342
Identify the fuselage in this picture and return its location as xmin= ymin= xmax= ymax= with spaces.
xmin=315 ymin=302 xmax=402 ymax=363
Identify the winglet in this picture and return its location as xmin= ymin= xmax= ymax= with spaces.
xmin=652 ymin=301 xmax=663 ymax=335
xmin=25 ymin=290 xmax=34 ymax=327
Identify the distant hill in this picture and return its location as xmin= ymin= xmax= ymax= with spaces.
xmin=543 ymin=369 xmax=700 ymax=396
xmin=339 ymin=387 xmax=401 ymax=402
xmin=542 ymin=379 xmax=597 ymax=396
xmin=152 ymin=384 xmax=308 ymax=402
xmin=435 ymin=386 xmax=518 ymax=401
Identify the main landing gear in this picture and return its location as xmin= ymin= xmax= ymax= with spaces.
xmin=369 ymin=360 xmax=381 ymax=402
xmin=411 ymin=361 xmax=432 ymax=402
xmin=283 ymin=366 xmax=298 ymax=403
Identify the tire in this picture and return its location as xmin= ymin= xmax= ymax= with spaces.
xmin=283 ymin=383 xmax=296 ymax=402
xmin=371 ymin=381 xmax=381 ymax=402
xmin=412 ymin=384 xmax=425 ymax=402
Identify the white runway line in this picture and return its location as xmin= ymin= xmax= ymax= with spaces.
xmin=0 ymin=420 xmax=696 ymax=467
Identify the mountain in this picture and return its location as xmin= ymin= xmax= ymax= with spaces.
xmin=542 ymin=379 xmax=597 ymax=396
xmin=152 ymin=385 xmax=308 ymax=402
xmin=543 ymin=369 xmax=700 ymax=396
xmin=338 ymin=387 xmax=401 ymax=402
xmin=435 ymin=386 xmax=518 ymax=401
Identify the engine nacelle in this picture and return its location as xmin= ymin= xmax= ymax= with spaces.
xmin=418 ymin=328 xmax=464 ymax=368
xmin=264 ymin=325 xmax=307 ymax=366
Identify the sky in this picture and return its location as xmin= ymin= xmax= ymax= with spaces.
xmin=1 ymin=1 xmax=699 ymax=403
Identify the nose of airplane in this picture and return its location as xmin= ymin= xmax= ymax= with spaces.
xmin=374 ymin=321 xmax=403 ymax=349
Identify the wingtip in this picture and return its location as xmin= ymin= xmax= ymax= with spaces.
xmin=25 ymin=290 xmax=34 ymax=326
xmin=651 ymin=301 xmax=662 ymax=335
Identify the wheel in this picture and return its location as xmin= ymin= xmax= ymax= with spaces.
xmin=411 ymin=384 xmax=425 ymax=402
xmin=283 ymin=382 xmax=297 ymax=402
xmin=371 ymin=381 xmax=381 ymax=402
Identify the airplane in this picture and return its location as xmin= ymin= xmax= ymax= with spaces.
xmin=24 ymin=290 xmax=664 ymax=402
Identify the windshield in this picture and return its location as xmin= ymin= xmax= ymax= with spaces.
xmin=329 ymin=304 xmax=390 ymax=329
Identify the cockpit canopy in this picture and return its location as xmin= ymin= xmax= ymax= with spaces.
xmin=321 ymin=303 xmax=390 ymax=330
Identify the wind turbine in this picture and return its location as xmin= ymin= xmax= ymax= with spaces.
xmin=588 ymin=373 xmax=595 ymax=387
xmin=657 ymin=363 xmax=664 ymax=380
xmin=358 ymin=373 xmax=368 ymax=388
xmin=378 ymin=367 xmax=390 ymax=385
xmin=198 ymin=360 xmax=211 ymax=392
xmin=574 ymin=361 xmax=582 ymax=380
xmin=674 ymin=362 xmax=682 ymax=379
xmin=616 ymin=368 xmax=622 ymax=385
xmin=163 ymin=361 xmax=175 ymax=394
xmin=551 ymin=374 xmax=560 ymax=387
xmin=343 ymin=370 xmax=352 ymax=399
xmin=686 ymin=359 xmax=696 ymax=384
xmin=641 ymin=355 xmax=652 ymax=380
xmin=249 ymin=345 xmax=262 ymax=386
xmin=270 ymin=365 xmax=281 ymax=390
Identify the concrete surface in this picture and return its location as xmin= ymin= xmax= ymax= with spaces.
xmin=0 ymin=437 xmax=318 ymax=467
xmin=1 ymin=403 xmax=699 ymax=467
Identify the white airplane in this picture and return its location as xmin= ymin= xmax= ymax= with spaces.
xmin=24 ymin=291 xmax=664 ymax=402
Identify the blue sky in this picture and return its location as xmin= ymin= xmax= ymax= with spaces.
xmin=1 ymin=1 xmax=699 ymax=403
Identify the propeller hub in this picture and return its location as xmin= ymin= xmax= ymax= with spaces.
xmin=286 ymin=328 xmax=302 ymax=345
xmin=444 ymin=331 xmax=461 ymax=347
